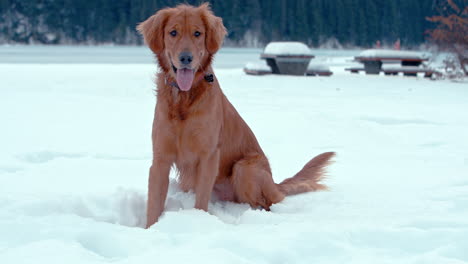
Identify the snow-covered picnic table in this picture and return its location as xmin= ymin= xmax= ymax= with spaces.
xmin=348 ymin=49 xmax=432 ymax=76
xmin=259 ymin=42 xmax=315 ymax=75
xmin=244 ymin=42 xmax=333 ymax=76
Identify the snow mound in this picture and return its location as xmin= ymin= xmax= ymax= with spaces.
xmin=263 ymin=41 xmax=312 ymax=56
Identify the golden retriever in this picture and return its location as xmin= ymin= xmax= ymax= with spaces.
xmin=137 ymin=3 xmax=335 ymax=228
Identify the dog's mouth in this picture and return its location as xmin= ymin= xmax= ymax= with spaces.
xmin=171 ymin=63 xmax=195 ymax=92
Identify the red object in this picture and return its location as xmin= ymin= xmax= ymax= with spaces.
xmin=394 ymin=39 xmax=401 ymax=50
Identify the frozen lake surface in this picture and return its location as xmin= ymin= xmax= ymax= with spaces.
xmin=1 ymin=46 xmax=467 ymax=264
xmin=0 ymin=45 xmax=362 ymax=67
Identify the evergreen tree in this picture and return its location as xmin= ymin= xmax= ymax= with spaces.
xmin=0 ymin=0 xmax=440 ymax=47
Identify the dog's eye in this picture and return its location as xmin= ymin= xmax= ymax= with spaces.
xmin=194 ymin=31 xmax=201 ymax=37
xmin=170 ymin=30 xmax=177 ymax=37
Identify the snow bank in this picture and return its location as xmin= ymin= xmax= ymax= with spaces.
xmin=358 ymin=49 xmax=429 ymax=60
xmin=263 ymin=41 xmax=312 ymax=56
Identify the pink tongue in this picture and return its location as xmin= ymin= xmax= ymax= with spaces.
xmin=176 ymin=69 xmax=194 ymax=91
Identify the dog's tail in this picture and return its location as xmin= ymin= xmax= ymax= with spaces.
xmin=277 ymin=152 xmax=335 ymax=196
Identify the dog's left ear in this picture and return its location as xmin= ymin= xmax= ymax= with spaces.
xmin=199 ymin=3 xmax=227 ymax=54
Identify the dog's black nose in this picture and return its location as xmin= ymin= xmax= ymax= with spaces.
xmin=179 ymin=52 xmax=193 ymax=66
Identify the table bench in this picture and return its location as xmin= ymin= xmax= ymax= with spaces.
xmin=306 ymin=64 xmax=333 ymax=76
xmin=243 ymin=68 xmax=272 ymax=76
xmin=381 ymin=66 xmax=438 ymax=78
xmin=345 ymin=65 xmax=437 ymax=78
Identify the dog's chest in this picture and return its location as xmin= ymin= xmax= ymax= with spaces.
xmin=168 ymin=99 xmax=189 ymax=122
xmin=159 ymin=84 xmax=221 ymax=156
xmin=166 ymin=87 xmax=199 ymax=121
xmin=169 ymin=117 xmax=214 ymax=157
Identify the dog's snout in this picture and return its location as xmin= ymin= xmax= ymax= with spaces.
xmin=179 ymin=52 xmax=193 ymax=66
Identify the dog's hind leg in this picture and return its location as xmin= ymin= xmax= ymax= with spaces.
xmin=230 ymin=153 xmax=285 ymax=210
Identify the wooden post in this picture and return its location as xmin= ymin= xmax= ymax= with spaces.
xmin=265 ymin=58 xmax=280 ymax=74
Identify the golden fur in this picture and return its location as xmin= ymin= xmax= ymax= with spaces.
xmin=138 ymin=3 xmax=335 ymax=228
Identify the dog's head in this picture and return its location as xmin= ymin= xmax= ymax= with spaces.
xmin=137 ymin=3 xmax=226 ymax=91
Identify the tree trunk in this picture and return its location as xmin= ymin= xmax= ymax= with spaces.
xmin=459 ymin=55 xmax=468 ymax=76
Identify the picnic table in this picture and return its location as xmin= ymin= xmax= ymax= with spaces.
xmin=349 ymin=49 xmax=430 ymax=75
xmin=259 ymin=42 xmax=315 ymax=75
xmin=244 ymin=42 xmax=332 ymax=76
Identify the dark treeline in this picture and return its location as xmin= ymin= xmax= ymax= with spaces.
xmin=0 ymin=0 xmax=438 ymax=47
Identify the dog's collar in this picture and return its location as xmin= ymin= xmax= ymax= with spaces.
xmin=165 ymin=73 xmax=214 ymax=90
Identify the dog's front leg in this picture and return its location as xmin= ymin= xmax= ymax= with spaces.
xmin=194 ymin=149 xmax=220 ymax=211
xmin=146 ymin=158 xmax=172 ymax=228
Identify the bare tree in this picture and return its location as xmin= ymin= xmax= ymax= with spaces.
xmin=427 ymin=0 xmax=468 ymax=76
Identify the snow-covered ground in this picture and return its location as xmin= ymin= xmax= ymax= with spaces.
xmin=1 ymin=46 xmax=467 ymax=264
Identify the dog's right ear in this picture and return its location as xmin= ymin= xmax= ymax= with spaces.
xmin=137 ymin=9 xmax=171 ymax=54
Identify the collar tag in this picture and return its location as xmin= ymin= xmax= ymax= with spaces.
xmin=204 ymin=74 xmax=214 ymax=83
